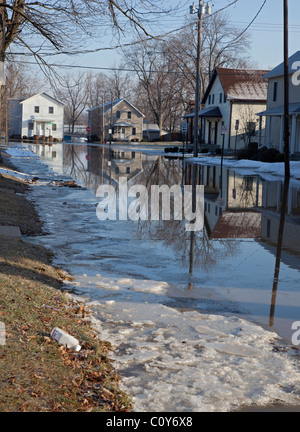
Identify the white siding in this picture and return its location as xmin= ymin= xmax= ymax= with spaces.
xmin=203 ymin=76 xmax=232 ymax=149
xmin=21 ymin=94 xmax=64 ymax=139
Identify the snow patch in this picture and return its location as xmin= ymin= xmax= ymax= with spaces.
xmin=5 ymin=148 xmax=38 ymax=158
xmin=192 ymin=156 xmax=300 ymax=181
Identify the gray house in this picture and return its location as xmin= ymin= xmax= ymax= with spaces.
xmin=88 ymin=98 xmax=144 ymax=143
xmin=258 ymin=51 xmax=300 ymax=156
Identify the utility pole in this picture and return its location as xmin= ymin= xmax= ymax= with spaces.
xmin=283 ymin=0 xmax=290 ymax=179
xmin=102 ymin=96 xmax=105 ymax=144
xmin=190 ymin=1 xmax=211 ymax=158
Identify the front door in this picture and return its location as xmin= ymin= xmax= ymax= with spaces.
xmin=121 ymin=128 xmax=126 ymax=140
xmin=36 ymin=122 xmax=45 ymax=136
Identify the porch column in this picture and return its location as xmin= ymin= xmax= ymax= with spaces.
xmin=267 ymin=116 xmax=272 ymax=148
xmin=258 ymin=115 xmax=263 ymax=147
xmin=279 ymin=115 xmax=284 ymax=153
xmin=290 ymin=115 xmax=297 ymax=155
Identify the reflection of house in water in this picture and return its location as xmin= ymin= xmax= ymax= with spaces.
xmin=109 ymin=149 xmax=144 ymax=182
xmin=75 ymin=146 xmax=145 ymax=189
xmin=258 ymin=179 xmax=300 ymax=253
xmin=185 ymin=163 xmax=263 ymax=239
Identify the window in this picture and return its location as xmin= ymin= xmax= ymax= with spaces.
xmin=28 ymin=122 xmax=34 ymax=130
xmin=212 ymin=94 xmax=215 ymax=104
xmin=208 ymin=95 xmax=211 ymax=105
xmin=126 ymin=167 xmax=130 ymax=174
xmin=52 ymin=124 xmax=57 ymax=131
xmin=34 ymin=106 xmax=39 ymax=113
xmin=128 ymin=111 xmax=132 ymax=119
xmin=273 ymin=82 xmax=278 ymax=102
xmin=219 ymin=93 xmax=223 ymax=103
xmin=116 ymin=111 xmax=121 ymax=119
xmin=49 ymin=106 xmax=54 ymax=114
xmin=132 ymin=127 xmax=136 ymax=136
xmin=224 ymin=94 xmax=227 ymax=103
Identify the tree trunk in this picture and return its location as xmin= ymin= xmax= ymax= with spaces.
xmin=0 ymin=5 xmax=6 ymax=63
xmin=159 ymin=115 xmax=163 ymax=140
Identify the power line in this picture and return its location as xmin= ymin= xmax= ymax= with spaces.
xmin=8 ymin=0 xmax=242 ymax=58
xmin=224 ymin=0 xmax=268 ymax=46
xmin=12 ymin=59 xmax=270 ymax=76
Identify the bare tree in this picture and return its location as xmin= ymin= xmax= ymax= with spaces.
xmin=0 ymin=57 xmax=44 ymax=136
xmin=108 ymin=66 xmax=136 ymax=101
xmin=124 ymin=11 xmax=252 ymax=136
xmin=124 ymin=39 xmax=185 ymax=136
xmin=0 ymin=1 xmax=180 ymax=64
xmin=53 ymin=72 xmax=88 ymax=134
xmin=238 ymin=105 xmax=260 ymax=148
xmin=85 ymin=72 xmax=110 ymax=110
xmin=85 ymin=68 xmax=136 ymax=111
xmin=167 ymin=11 xmax=252 ymax=101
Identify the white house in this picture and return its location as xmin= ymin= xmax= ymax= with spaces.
xmin=257 ymin=51 xmax=300 ymax=156
xmin=9 ymin=92 xmax=65 ymax=140
xmin=88 ymin=98 xmax=144 ymax=142
xmin=185 ymin=67 xmax=268 ymax=152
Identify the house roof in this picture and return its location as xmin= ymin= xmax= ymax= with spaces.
xmin=263 ymin=51 xmax=300 ymax=80
xmin=202 ymin=67 xmax=269 ymax=104
xmin=257 ymin=102 xmax=300 ymax=116
xmin=88 ymin=98 xmax=145 ymax=117
xmin=184 ymin=106 xmax=222 ymax=118
xmin=210 ymin=211 xmax=261 ymax=239
xmin=113 ymin=121 xmax=135 ymax=127
xmin=20 ymin=92 xmax=65 ymax=106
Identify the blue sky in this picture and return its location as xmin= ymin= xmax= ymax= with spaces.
xmin=216 ymin=0 xmax=300 ymax=69
xmin=69 ymin=0 xmax=300 ymax=74
xmin=30 ymin=0 xmax=300 ymax=75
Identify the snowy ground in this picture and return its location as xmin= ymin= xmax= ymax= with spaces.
xmin=190 ymin=156 xmax=300 ymax=182
xmin=3 ymin=143 xmax=300 ymax=412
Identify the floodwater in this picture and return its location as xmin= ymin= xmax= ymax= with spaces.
xmin=4 ymin=141 xmax=300 ymax=412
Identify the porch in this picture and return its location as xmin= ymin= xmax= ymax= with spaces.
xmin=258 ymin=103 xmax=300 ymax=156
xmin=112 ymin=122 xmax=137 ymax=142
xmin=28 ymin=119 xmax=55 ymax=138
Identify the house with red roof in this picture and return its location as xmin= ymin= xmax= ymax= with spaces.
xmin=184 ymin=67 xmax=269 ymax=152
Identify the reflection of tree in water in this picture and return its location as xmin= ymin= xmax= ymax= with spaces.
xmin=135 ymin=218 xmax=238 ymax=274
xmin=139 ymin=156 xmax=182 ymax=188
xmin=63 ymin=145 xmax=105 ymax=192
xmin=133 ymin=157 xmax=239 ymax=273
xmin=236 ymin=176 xmax=258 ymax=208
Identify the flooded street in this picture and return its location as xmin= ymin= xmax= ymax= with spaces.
xmin=4 ymin=141 xmax=300 ymax=412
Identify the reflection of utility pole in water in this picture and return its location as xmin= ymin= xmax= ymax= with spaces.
xmin=187 ymin=163 xmax=198 ymax=290
xmin=270 ymin=0 xmax=291 ymax=326
xmin=269 ymin=178 xmax=290 ymax=327
xmin=187 ymin=230 xmax=195 ymax=291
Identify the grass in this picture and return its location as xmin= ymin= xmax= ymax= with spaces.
xmin=0 ymin=155 xmax=133 ymax=412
